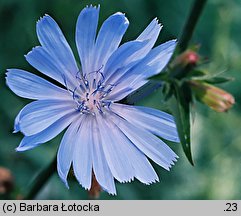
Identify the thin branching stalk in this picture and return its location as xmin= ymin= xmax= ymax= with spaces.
xmin=178 ymin=0 xmax=208 ymax=52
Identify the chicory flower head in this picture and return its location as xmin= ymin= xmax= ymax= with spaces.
xmin=6 ymin=5 xmax=179 ymax=194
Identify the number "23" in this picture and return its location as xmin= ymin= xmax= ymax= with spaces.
xmin=225 ymin=203 xmax=237 ymax=211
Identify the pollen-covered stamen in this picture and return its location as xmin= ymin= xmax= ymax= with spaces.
xmin=72 ymin=69 xmax=115 ymax=114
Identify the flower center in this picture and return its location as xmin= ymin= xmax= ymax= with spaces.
xmin=67 ymin=70 xmax=114 ymax=115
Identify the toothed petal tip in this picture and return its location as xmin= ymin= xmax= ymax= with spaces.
xmin=84 ymin=4 xmax=100 ymax=10
xmin=108 ymin=191 xmax=117 ymax=196
xmin=142 ymin=177 xmax=160 ymax=185
xmin=37 ymin=14 xmax=51 ymax=24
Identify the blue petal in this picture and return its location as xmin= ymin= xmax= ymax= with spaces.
xmin=103 ymin=18 xmax=161 ymax=86
xmin=103 ymin=40 xmax=149 ymax=81
xmin=109 ymin=112 xmax=178 ymax=171
xmin=36 ymin=15 xmax=79 ymax=79
xmin=104 ymin=114 xmax=159 ymax=184
xmin=26 ymin=46 xmax=78 ymax=88
xmin=13 ymin=107 xmax=23 ymax=133
xmin=73 ymin=116 xmax=93 ymax=190
xmin=131 ymin=153 xmax=159 ymax=185
xmin=19 ymin=99 xmax=76 ymax=136
xmin=57 ymin=116 xmax=84 ymax=188
xmin=76 ymin=5 xmax=100 ymax=74
xmin=137 ymin=18 xmax=162 ymax=52
xmin=6 ymin=69 xmax=70 ymax=100
xmin=16 ymin=112 xmax=78 ymax=152
xmin=104 ymin=87 xmax=133 ymax=102
xmin=128 ymin=40 xmax=177 ymax=86
xmin=93 ymin=12 xmax=129 ymax=71
xmin=96 ymin=114 xmax=134 ymax=183
xmin=92 ymin=117 xmax=116 ymax=195
xmin=111 ymin=103 xmax=180 ymax=142
xmin=106 ymin=40 xmax=177 ymax=101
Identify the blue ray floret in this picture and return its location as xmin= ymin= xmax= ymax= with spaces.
xmin=6 ymin=5 xmax=179 ymax=195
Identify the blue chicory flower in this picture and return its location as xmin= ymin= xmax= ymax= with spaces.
xmin=6 ymin=5 xmax=179 ymax=195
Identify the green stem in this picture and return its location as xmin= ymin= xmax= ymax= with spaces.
xmin=178 ymin=0 xmax=208 ymax=52
xmin=24 ymin=155 xmax=57 ymax=200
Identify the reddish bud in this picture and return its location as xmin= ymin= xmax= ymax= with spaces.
xmin=172 ymin=50 xmax=199 ymax=68
xmin=189 ymin=80 xmax=235 ymax=112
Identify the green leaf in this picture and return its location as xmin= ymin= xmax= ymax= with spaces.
xmin=162 ymin=83 xmax=173 ymax=101
xmin=187 ymin=70 xmax=206 ymax=78
xmin=169 ymin=81 xmax=194 ymax=165
xmin=204 ymin=76 xmax=234 ymax=84
xmin=191 ymin=73 xmax=233 ymax=84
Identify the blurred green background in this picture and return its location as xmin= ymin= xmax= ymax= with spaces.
xmin=0 ymin=0 xmax=241 ymax=199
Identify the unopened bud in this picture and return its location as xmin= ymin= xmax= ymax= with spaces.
xmin=189 ymin=80 xmax=235 ymax=112
xmin=0 ymin=167 xmax=14 ymax=194
xmin=172 ymin=50 xmax=199 ymax=68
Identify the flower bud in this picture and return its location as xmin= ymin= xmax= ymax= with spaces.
xmin=189 ymin=80 xmax=235 ymax=112
xmin=172 ymin=50 xmax=199 ymax=68
xmin=0 ymin=167 xmax=14 ymax=194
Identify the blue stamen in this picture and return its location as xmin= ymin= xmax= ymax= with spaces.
xmin=72 ymin=87 xmax=78 ymax=100
xmin=79 ymin=84 xmax=85 ymax=92
xmin=84 ymin=80 xmax=89 ymax=89
xmin=75 ymin=70 xmax=81 ymax=79
xmin=92 ymin=78 xmax=96 ymax=89
xmin=86 ymin=92 xmax=89 ymax=101
xmin=73 ymin=66 xmax=116 ymax=115
xmin=96 ymin=102 xmax=103 ymax=113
